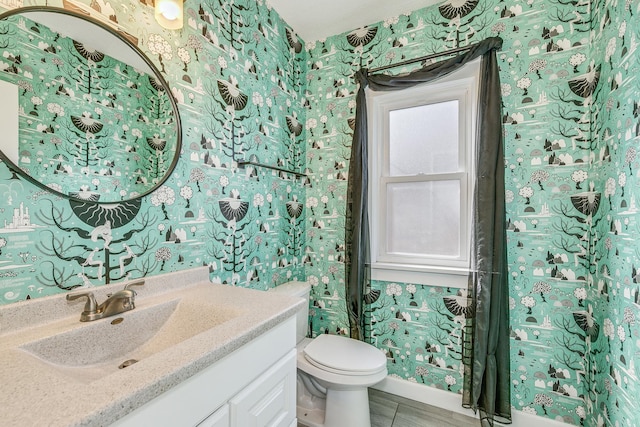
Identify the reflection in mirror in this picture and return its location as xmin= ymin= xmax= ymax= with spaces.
xmin=0 ymin=8 xmax=181 ymax=203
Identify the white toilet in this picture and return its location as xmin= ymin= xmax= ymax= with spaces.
xmin=270 ymin=281 xmax=388 ymax=427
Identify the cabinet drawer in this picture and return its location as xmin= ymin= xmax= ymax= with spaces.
xmin=229 ymin=349 xmax=296 ymax=427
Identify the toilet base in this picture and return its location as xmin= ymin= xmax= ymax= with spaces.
xmin=324 ymin=388 xmax=371 ymax=427
xmin=297 ymin=388 xmax=371 ymax=427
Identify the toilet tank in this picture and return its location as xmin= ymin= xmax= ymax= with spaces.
xmin=269 ymin=281 xmax=311 ymax=344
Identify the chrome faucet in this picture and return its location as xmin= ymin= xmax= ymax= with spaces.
xmin=66 ymin=281 xmax=145 ymax=322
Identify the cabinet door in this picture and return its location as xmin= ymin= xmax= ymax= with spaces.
xmin=197 ymin=404 xmax=229 ymax=427
xmin=229 ymin=349 xmax=296 ymax=427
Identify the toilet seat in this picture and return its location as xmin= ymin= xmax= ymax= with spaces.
xmin=303 ymin=334 xmax=387 ymax=376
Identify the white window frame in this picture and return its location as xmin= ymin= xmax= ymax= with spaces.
xmin=367 ymin=59 xmax=479 ymax=288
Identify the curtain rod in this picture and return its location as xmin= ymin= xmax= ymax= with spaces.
xmin=368 ymin=42 xmax=479 ymax=74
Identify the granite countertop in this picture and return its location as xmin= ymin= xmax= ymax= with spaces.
xmin=0 ymin=267 xmax=304 ymax=427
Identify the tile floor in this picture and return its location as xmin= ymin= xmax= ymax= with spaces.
xmin=369 ymin=389 xmax=479 ymax=427
xmin=297 ymin=388 xmax=479 ymax=427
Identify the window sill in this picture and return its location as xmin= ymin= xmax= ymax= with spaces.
xmin=370 ymin=262 xmax=469 ymax=289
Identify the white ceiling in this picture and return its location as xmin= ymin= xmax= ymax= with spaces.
xmin=269 ymin=0 xmax=440 ymax=42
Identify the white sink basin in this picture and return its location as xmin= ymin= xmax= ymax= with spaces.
xmin=20 ymin=292 xmax=244 ymax=383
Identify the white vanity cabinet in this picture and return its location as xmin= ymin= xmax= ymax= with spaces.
xmin=113 ymin=317 xmax=297 ymax=427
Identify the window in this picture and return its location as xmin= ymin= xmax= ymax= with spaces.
xmin=368 ymin=61 xmax=479 ymax=286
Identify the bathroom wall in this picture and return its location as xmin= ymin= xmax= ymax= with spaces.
xmin=0 ymin=0 xmax=307 ymax=301
xmin=590 ymin=0 xmax=640 ymax=424
xmin=1 ymin=0 xmax=637 ymax=425
xmin=303 ymin=0 xmax=638 ymax=426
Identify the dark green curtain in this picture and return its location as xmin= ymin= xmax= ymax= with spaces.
xmin=461 ymin=43 xmax=512 ymax=426
xmin=345 ymin=36 xmax=510 ymax=425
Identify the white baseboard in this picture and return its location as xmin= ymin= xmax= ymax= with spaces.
xmin=372 ymin=376 xmax=570 ymax=427
xmin=510 ymin=410 xmax=571 ymax=427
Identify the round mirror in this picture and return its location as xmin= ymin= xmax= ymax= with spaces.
xmin=0 ymin=6 xmax=181 ymax=203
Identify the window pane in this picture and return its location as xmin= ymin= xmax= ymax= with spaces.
xmin=389 ymin=100 xmax=459 ymax=176
xmin=386 ymin=180 xmax=460 ymax=257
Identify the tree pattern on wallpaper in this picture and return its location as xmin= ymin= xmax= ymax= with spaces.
xmin=206 ymin=188 xmax=258 ymax=285
xmin=0 ymin=0 xmax=307 ymax=303
xmin=431 ymin=0 xmax=491 ymax=49
xmin=194 ymin=0 xmax=306 ymax=171
xmin=588 ymin=0 xmax=640 ymax=424
xmin=302 ymin=0 xmax=639 ymax=426
xmin=366 ymin=281 xmax=469 ymax=394
xmin=34 ymin=198 xmax=155 ymax=287
xmin=0 ymin=0 xmax=637 ymax=425
xmin=0 ymin=15 xmax=175 ymax=200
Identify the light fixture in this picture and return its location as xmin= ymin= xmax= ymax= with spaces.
xmin=155 ymin=0 xmax=183 ymax=30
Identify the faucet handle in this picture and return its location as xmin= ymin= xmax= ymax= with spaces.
xmin=66 ymin=291 xmax=98 ymax=314
xmin=124 ymin=280 xmax=145 ymax=293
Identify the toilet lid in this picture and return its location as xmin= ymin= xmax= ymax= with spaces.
xmin=303 ymin=334 xmax=387 ymax=375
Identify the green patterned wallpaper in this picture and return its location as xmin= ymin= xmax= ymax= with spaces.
xmin=590 ymin=0 xmax=639 ymax=424
xmin=0 ymin=0 xmax=307 ymax=297
xmin=0 ymin=0 xmax=638 ymax=426
xmin=302 ymin=0 xmax=639 ymax=426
